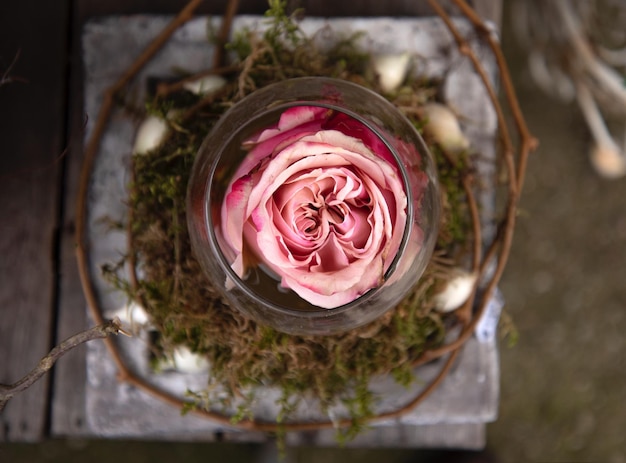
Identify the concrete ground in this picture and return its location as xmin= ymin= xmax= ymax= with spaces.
xmin=487 ymin=10 xmax=626 ymax=461
xmin=2 ymin=3 xmax=625 ymax=463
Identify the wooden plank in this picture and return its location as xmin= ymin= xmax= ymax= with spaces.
xmin=0 ymin=0 xmax=69 ymax=442
xmin=48 ymin=12 xmax=90 ymax=435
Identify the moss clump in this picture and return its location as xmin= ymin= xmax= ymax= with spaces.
xmin=109 ymin=1 xmax=476 ymax=437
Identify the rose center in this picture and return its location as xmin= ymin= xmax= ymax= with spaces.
xmin=300 ymin=194 xmax=351 ymax=234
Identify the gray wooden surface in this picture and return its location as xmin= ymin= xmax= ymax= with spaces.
xmin=0 ymin=0 xmax=68 ymax=442
xmin=77 ymin=15 xmax=500 ymax=449
xmin=0 ymin=0 xmax=502 ymax=445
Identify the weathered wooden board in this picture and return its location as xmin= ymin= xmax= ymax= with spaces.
xmin=0 ymin=0 xmax=69 ymax=442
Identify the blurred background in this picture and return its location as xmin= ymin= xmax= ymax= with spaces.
xmin=1 ymin=1 xmax=625 ymax=462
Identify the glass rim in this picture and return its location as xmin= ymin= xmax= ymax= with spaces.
xmin=203 ymin=95 xmax=424 ymax=317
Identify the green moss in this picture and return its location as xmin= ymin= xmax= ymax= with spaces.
xmin=431 ymin=144 xmax=472 ymax=252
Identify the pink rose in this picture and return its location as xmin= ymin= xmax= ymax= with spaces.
xmin=219 ymin=105 xmax=409 ymax=309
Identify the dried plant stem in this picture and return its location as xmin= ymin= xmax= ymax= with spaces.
xmin=155 ymin=65 xmax=240 ymax=98
xmin=0 ymin=319 xmax=123 ymax=412
xmin=428 ymin=0 xmax=515 ymax=195
xmin=448 ymin=0 xmax=538 ymax=192
xmin=213 ymin=0 xmax=241 ymax=69
xmin=426 ymin=2 xmax=525 ymax=320
xmin=183 ymin=82 xmax=233 ymax=118
xmin=172 ymin=202 xmax=182 ymax=298
xmin=411 ymin=0 xmax=537 ymax=363
xmin=0 ymin=49 xmax=28 ymax=87
xmin=238 ymin=38 xmax=271 ymax=98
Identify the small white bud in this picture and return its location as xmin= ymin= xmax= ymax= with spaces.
xmin=111 ymin=302 xmax=150 ymax=327
xmin=133 ymin=116 xmax=168 ymax=154
xmin=371 ymin=53 xmax=411 ymax=93
xmin=434 ymin=270 xmax=477 ymax=313
xmin=182 ymin=75 xmax=226 ymax=95
xmin=127 ymin=302 xmax=150 ymax=325
xmin=420 ymin=103 xmax=470 ymax=153
xmin=172 ymin=346 xmax=209 ymax=373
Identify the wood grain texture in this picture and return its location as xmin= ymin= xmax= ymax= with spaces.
xmin=49 ymin=45 xmax=90 ymax=438
xmin=0 ymin=0 xmax=69 ymax=442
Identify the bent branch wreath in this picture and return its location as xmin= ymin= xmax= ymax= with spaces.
xmin=76 ymin=0 xmax=537 ymax=438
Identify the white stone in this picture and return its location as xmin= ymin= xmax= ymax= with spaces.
xmin=182 ymin=74 xmax=226 ymax=95
xmin=434 ymin=270 xmax=477 ymax=313
xmin=420 ymin=103 xmax=470 ymax=153
xmin=371 ymin=52 xmax=411 ymax=93
xmin=111 ymin=302 xmax=150 ymax=328
xmin=133 ymin=115 xmax=168 ymax=154
xmin=172 ymin=346 xmax=210 ymax=374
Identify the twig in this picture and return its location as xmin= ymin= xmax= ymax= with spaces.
xmin=213 ymin=0 xmax=240 ymax=69
xmin=237 ymin=36 xmax=271 ymax=99
xmin=0 ymin=319 xmax=124 ymax=412
xmin=415 ymin=0 xmax=537 ymax=362
xmin=155 ymin=64 xmax=239 ymax=98
xmin=429 ymin=0 xmax=516 ymax=193
xmin=0 ymin=49 xmax=28 ymax=87
xmin=172 ymin=201 xmax=182 ymax=298
xmin=447 ymin=0 xmax=538 ymax=192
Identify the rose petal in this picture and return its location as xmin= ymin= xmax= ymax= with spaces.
xmin=221 ymin=174 xmax=254 ymax=254
xmin=250 ymin=105 xmax=329 ymax=144
xmin=324 ymin=111 xmax=396 ymax=166
xmin=311 ymin=234 xmax=350 ymax=272
xmin=282 ymin=255 xmax=385 ymax=308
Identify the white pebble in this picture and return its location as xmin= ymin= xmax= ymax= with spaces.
xmin=420 ymin=103 xmax=470 ymax=153
xmin=172 ymin=346 xmax=209 ymax=373
xmin=371 ymin=53 xmax=411 ymax=93
xmin=133 ymin=116 xmax=168 ymax=154
xmin=182 ymin=75 xmax=226 ymax=95
xmin=111 ymin=302 xmax=150 ymax=327
xmin=434 ymin=270 xmax=477 ymax=313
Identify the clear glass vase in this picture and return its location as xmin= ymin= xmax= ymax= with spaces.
xmin=187 ymin=77 xmax=440 ymax=335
